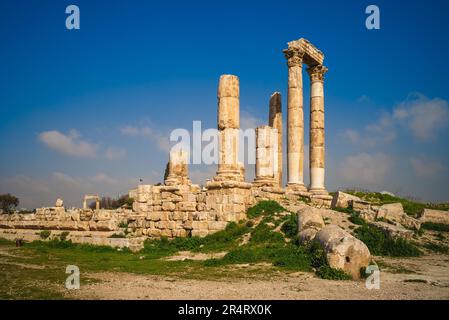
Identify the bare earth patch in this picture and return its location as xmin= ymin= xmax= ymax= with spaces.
xmin=68 ymin=254 xmax=449 ymax=300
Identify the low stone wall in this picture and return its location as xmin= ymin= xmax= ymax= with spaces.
xmin=0 ymin=183 xmax=331 ymax=246
xmin=0 ymin=229 xmax=145 ymax=252
xmin=0 ymin=207 xmax=130 ymax=232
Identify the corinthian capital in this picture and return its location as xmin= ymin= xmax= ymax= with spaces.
xmin=283 ymin=48 xmax=305 ymax=67
xmin=307 ymin=65 xmax=328 ymax=82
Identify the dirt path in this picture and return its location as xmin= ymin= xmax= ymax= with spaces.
xmin=68 ymin=254 xmax=449 ymax=300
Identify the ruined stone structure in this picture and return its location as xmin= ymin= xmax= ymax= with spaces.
xmin=0 ymin=37 xmax=334 ymax=250
xmin=83 ymin=195 xmax=100 ymax=210
xmin=283 ymin=38 xmax=330 ymax=199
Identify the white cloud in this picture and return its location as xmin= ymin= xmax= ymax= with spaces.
xmin=38 ymin=130 xmax=97 ymax=158
xmin=105 ymin=147 xmax=126 ymax=160
xmin=410 ymin=157 xmax=446 ymax=179
xmin=337 ymin=152 xmax=392 ymax=184
xmin=393 ymin=93 xmax=449 ymax=140
xmin=343 ymin=94 xmax=449 ymax=147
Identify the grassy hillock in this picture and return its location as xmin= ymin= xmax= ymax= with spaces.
xmin=344 ymin=189 xmax=449 ymax=217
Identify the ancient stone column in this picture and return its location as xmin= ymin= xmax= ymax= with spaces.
xmin=268 ymin=92 xmax=283 ymax=187
xmin=307 ymin=65 xmax=328 ymax=195
xmin=215 ymin=75 xmax=243 ymax=182
xmin=254 ymin=126 xmax=277 ymax=187
xmin=165 ymin=149 xmax=191 ymax=186
xmin=284 ymin=47 xmax=307 ymax=192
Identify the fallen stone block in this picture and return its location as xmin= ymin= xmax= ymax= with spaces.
xmin=315 ymin=225 xmax=371 ymax=279
xmin=331 ymin=191 xmax=361 ymax=209
xmin=419 ymin=209 xmax=449 ymax=225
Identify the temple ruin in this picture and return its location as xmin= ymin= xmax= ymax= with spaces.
xmin=0 ymin=38 xmax=334 ymax=251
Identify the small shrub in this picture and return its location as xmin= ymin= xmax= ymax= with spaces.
xmin=423 ymin=242 xmax=449 ymax=254
xmin=316 ymin=265 xmax=352 ymax=280
xmin=421 ymin=222 xmax=449 ymax=232
xmin=118 ymin=221 xmax=128 ymax=228
xmin=348 ymin=214 xmax=365 ymax=226
xmin=354 ymin=225 xmax=422 ymax=257
xmin=280 ymin=214 xmax=298 ymax=238
xmin=245 ymin=220 xmax=254 ymax=228
xmin=59 ymin=231 xmax=70 ymax=241
xmin=39 ymin=230 xmax=51 ymax=240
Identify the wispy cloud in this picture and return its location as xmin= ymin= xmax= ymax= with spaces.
xmin=342 ymin=93 xmax=449 ymax=147
xmin=393 ymin=93 xmax=449 ymax=140
xmin=38 ymin=130 xmax=97 ymax=158
xmin=105 ymin=147 xmax=126 ymax=160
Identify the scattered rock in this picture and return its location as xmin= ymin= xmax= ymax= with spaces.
xmin=55 ymin=198 xmax=64 ymax=208
xmin=377 ymin=203 xmax=405 ymax=222
xmin=331 ymin=191 xmax=361 ymax=209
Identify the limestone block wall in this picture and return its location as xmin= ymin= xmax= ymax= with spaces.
xmin=128 ymin=182 xmax=253 ymax=238
xmin=0 ymin=207 xmax=130 ymax=232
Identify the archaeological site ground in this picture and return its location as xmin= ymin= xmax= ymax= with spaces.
xmin=1 ymin=0 xmax=449 ymax=307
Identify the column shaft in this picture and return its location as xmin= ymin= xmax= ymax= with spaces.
xmin=284 ymin=48 xmax=306 ymax=191
xmin=308 ymin=65 xmax=328 ymax=194
xmin=215 ymin=75 xmax=243 ymax=181
xmin=268 ymin=92 xmax=283 ymax=187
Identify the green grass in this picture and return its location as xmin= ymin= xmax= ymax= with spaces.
xmin=421 ymin=222 xmax=449 ymax=232
xmin=0 ymin=200 xmax=364 ymax=299
xmin=246 ymin=200 xmax=286 ymax=218
xmin=354 ymin=224 xmax=422 ymax=257
xmin=423 ymin=242 xmax=449 ymax=254
xmin=280 ymin=214 xmax=298 ymax=238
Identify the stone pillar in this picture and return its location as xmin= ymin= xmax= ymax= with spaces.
xmin=254 ymin=126 xmax=277 ymax=187
xmin=165 ymin=149 xmax=191 ymax=186
xmin=307 ymin=65 xmax=328 ymax=195
xmin=284 ymin=48 xmax=307 ymax=192
xmin=268 ymin=92 xmax=283 ymax=187
xmin=215 ymin=75 xmax=243 ymax=182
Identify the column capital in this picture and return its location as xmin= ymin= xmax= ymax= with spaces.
xmin=307 ymin=65 xmax=328 ymax=82
xmin=283 ymin=48 xmax=305 ymax=67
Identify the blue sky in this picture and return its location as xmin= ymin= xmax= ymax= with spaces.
xmin=1 ymin=0 xmax=449 ymax=208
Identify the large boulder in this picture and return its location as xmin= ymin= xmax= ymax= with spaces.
xmin=419 ymin=209 xmax=449 ymax=225
xmin=331 ymin=191 xmax=361 ymax=209
xmin=376 ymin=203 xmax=405 ymax=222
xmin=315 ymin=225 xmax=371 ymax=279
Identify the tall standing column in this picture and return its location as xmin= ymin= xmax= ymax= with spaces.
xmin=284 ymin=48 xmax=307 ymax=192
xmin=215 ymin=74 xmax=243 ymax=182
xmin=268 ymin=92 xmax=283 ymax=187
xmin=307 ymin=65 xmax=328 ymax=195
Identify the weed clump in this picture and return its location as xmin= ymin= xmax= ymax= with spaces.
xmin=246 ymin=201 xmax=286 ymax=218
xmin=354 ymin=224 xmax=422 ymax=257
